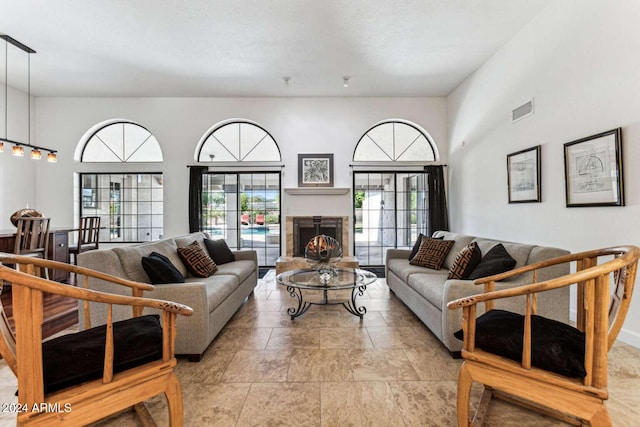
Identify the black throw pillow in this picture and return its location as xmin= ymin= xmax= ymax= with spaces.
xmin=141 ymin=251 xmax=185 ymax=284
xmin=454 ymin=309 xmax=586 ymax=378
xmin=409 ymin=233 xmax=443 ymax=260
xmin=468 ymin=243 xmax=517 ymax=280
xmin=204 ymin=238 xmax=236 ymax=265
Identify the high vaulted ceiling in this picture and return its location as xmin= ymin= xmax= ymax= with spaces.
xmin=1 ymin=0 xmax=551 ymax=97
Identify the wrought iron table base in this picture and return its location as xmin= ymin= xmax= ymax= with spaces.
xmin=286 ymin=285 xmax=368 ymax=319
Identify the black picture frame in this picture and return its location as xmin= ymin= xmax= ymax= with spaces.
xmin=507 ymin=145 xmax=541 ymax=203
xmin=564 ymin=128 xmax=624 ymax=207
xmin=298 ymin=153 xmax=334 ymax=187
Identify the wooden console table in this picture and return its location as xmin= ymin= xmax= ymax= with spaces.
xmin=0 ymin=226 xmax=78 ymax=338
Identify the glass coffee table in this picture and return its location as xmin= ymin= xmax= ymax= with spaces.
xmin=276 ymin=267 xmax=377 ymax=319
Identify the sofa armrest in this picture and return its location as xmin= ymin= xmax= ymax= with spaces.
xmin=386 ymin=249 xmax=411 ymax=261
xmin=233 ymin=250 xmax=258 ymax=263
xmin=385 ymin=249 xmax=411 ymax=278
xmin=142 ymin=282 xmax=210 ymax=355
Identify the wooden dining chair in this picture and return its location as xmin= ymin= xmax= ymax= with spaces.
xmin=0 ymin=253 xmax=193 ymax=426
xmin=447 ymin=245 xmax=640 ymax=426
xmin=69 ymin=216 xmax=101 ymax=265
xmin=14 ymin=217 xmax=50 ymax=258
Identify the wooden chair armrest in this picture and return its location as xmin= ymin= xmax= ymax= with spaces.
xmin=0 ymin=253 xmax=154 ymax=291
xmin=1 ymin=267 xmax=192 ymax=316
xmin=448 ymin=247 xmax=638 ymax=311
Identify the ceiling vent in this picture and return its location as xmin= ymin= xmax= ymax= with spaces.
xmin=512 ymin=99 xmax=534 ymax=123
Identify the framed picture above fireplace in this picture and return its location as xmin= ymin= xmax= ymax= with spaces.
xmin=298 ymin=153 xmax=334 ymax=187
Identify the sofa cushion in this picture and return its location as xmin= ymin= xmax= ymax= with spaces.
xmin=141 ymin=252 xmax=185 ymax=284
xmin=114 ymin=239 xmax=187 ymax=282
xmin=448 ymin=242 xmax=482 ymax=280
xmin=174 ymin=232 xmax=209 ymax=249
xmin=410 ymin=237 xmax=454 ymax=270
xmin=204 ymin=238 xmax=236 ymax=265
xmin=43 ymin=315 xmax=163 ymax=394
xmin=199 ymin=275 xmax=240 ymax=312
xmin=388 ymin=259 xmax=441 ymax=283
xmin=432 ymin=231 xmax=476 ymax=270
xmin=454 ymin=309 xmax=586 ymax=378
xmin=472 ymin=238 xmax=534 ymax=270
xmin=407 ymin=271 xmax=450 ymax=307
xmin=214 ymin=260 xmax=256 ymax=283
xmin=178 ymin=241 xmax=218 ymax=278
xmin=468 ymin=243 xmax=517 ymax=280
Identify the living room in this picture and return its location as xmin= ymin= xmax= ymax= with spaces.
xmin=1 ymin=0 xmax=640 ymax=425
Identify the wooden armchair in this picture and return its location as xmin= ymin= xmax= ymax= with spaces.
xmin=447 ymin=246 xmax=640 ymax=426
xmin=0 ymin=253 xmax=193 ymax=426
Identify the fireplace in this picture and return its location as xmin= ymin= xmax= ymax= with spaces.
xmin=286 ymin=216 xmax=349 ymax=257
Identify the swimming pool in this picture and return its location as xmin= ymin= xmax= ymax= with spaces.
xmin=207 ymin=226 xmax=270 ymax=236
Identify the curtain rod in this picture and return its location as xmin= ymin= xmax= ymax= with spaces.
xmin=186 ymin=164 xmax=284 ymax=168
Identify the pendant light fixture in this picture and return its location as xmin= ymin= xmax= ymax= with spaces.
xmin=1 ymin=35 xmax=58 ymax=161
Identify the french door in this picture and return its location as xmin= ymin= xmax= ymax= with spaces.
xmin=201 ymin=172 xmax=281 ymax=269
xmin=353 ymin=171 xmax=428 ymax=267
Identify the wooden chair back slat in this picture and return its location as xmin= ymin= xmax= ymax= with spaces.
xmin=78 ymin=216 xmax=101 ymax=247
xmin=14 ymin=217 xmax=50 ymax=257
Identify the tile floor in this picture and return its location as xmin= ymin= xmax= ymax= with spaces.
xmin=1 ymin=273 xmax=639 ymax=426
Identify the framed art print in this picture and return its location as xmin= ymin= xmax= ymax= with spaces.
xmin=298 ymin=153 xmax=334 ymax=187
xmin=507 ymin=145 xmax=541 ymax=203
xmin=564 ymin=128 xmax=624 ymax=207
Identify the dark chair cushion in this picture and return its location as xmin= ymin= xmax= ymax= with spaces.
xmin=448 ymin=241 xmax=482 ymax=280
xmin=468 ymin=243 xmax=517 ymax=280
xmin=141 ymin=252 xmax=185 ymax=284
xmin=204 ymin=238 xmax=236 ymax=265
xmin=454 ymin=309 xmax=586 ymax=378
xmin=42 ymin=315 xmax=163 ymax=394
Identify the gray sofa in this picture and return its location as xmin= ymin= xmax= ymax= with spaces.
xmin=78 ymin=232 xmax=258 ymax=361
xmin=385 ymin=230 xmax=570 ymax=355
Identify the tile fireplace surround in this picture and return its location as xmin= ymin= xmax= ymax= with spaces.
xmin=285 ymin=216 xmax=349 ymax=257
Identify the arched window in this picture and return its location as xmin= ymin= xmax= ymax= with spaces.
xmin=193 ymin=120 xmax=282 ymax=270
xmin=352 ymin=120 xmax=443 ymax=269
xmin=196 ymin=120 xmax=281 ymax=162
xmin=353 ymin=120 xmax=438 ymax=162
xmin=79 ymin=121 xmax=163 ymax=162
xmin=75 ymin=120 xmax=164 ymax=243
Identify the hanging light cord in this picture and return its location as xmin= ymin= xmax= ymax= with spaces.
xmin=27 ymin=49 xmax=30 ymax=145
xmin=4 ymin=38 xmax=7 ymax=141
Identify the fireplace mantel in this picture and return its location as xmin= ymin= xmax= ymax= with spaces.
xmin=284 ymin=187 xmax=350 ymax=195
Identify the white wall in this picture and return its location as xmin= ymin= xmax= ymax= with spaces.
xmin=31 ymin=97 xmax=447 ymax=239
xmin=0 ymin=87 xmax=37 ymax=229
xmin=447 ymin=0 xmax=640 ymax=346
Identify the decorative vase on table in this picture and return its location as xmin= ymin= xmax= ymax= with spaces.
xmin=10 ymin=208 xmax=44 ymax=226
xmin=304 ymin=234 xmax=343 ymax=284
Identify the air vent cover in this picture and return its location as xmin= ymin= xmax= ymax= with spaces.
xmin=512 ymin=99 xmax=534 ymax=123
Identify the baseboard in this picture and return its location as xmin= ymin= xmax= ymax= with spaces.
xmin=571 ymin=308 xmax=640 ymax=348
xmin=617 ymin=329 xmax=640 ymax=349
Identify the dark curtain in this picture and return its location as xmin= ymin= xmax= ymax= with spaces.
xmin=425 ymin=165 xmax=449 ymax=236
xmin=188 ymin=166 xmax=208 ymax=233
